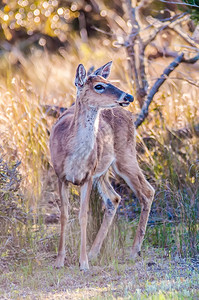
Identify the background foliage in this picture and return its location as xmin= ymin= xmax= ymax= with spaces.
xmin=0 ymin=2 xmax=198 ymax=296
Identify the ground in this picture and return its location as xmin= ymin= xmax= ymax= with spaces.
xmin=1 ymin=247 xmax=198 ymax=299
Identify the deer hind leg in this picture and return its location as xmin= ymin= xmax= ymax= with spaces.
xmin=79 ymin=179 xmax=92 ymax=271
xmin=55 ymin=180 xmax=69 ymax=268
xmin=113 ymin=160 xmax=155 ymax=259
xmin=88 ymin=173 xmax=121 ymax=260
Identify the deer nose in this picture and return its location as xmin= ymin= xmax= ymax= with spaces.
xmin=124 ymin=93 xmax=134 ymax=103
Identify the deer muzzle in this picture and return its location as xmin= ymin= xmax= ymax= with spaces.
xmin=118 ymin=93 xmax=134 ymax=107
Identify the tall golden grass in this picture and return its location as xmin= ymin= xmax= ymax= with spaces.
xmin=0 ymin=41 xmax=198 ymax=261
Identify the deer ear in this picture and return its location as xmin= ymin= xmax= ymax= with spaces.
xmin=75 ymin=64 xmax=86 ymax=87
xmin=94 ymin=61 xmax=112 ymax=79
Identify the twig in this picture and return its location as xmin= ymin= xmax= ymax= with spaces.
xmin=182 ymin=52 xmax=199 ymax=63
xmin=162 ymin=77 xmax=199 ymax=88
xmin=159 ymin=0 xmax=199 ymax=8
xmin=144 ymin=13 xmax=189 ymax=47
xmin=171 ymin=25 xmax=199 ymax=49
xmin=147 ymin=48 xmax=179 ymax=60
xmin=180 ymin=44 xmax=199 ymax=51
xmin=144 ymin=13 xmax=199 ymax=51
xmin=91 ymin=26 xmax=115 ymax=37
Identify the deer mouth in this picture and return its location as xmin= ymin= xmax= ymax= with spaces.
xmin=117 ymin=93 xmax=134 ymax=107
xmin=119 ymin=102 xmax=130 ymax=107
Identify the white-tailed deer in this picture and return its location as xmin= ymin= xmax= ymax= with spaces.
xmin=50 ymin=62 xmax=155 ymax=271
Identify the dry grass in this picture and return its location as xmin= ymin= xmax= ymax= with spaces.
xmin=0 ymin=39 xmax=199 ymax=298
xmin=0 ymin=246 xmax=198 ymax=299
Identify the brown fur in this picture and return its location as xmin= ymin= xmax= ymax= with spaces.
xmin=50 ymin=63 xmax=154 ymax=271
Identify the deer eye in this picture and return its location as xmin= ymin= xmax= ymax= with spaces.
xmin=94 ymin=84 xmax=105 ymax=91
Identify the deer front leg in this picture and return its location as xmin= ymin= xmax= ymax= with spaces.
xmin=79 ymin=179 xmax=92 ymax=271
xmin=88 ymin=174 xmax=121 ymax=260
xmin=55 ymin=181 xmax=69 ymax=268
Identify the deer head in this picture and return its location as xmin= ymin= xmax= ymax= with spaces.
xmin=75 ymin=62 xmax=134 ymax=109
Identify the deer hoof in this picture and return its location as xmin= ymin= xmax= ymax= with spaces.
xmin=131 ymin=247 xmax=141 ymax=260
xmin=79 ymin=260 xmax=89 ymax=271
xmin=54 ymin=255 xmax=65 ymax=269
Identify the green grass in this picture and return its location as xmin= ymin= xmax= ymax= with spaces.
xmin=0 ymin=245 xmax=198 ymax=299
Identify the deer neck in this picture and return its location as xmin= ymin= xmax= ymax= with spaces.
xmin=72 ymin=100 xmax=100 ymax=149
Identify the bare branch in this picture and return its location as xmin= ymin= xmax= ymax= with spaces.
xmin=125 ymin=0 xmax=150 ymax=107
xmin=182 ymin=52 xmax=199 ymax=63
xmin=126 ymin=0 xmax=139 ymax=30
xmin=171 ymin=26 xmax=199 ymax=49
xmin=147 ymin=48 xmax=179 ymax=60
xmin=125 ymin=0 xmax=143 ymax=105
xmin=159 ymin=0 xmax=199 ymax=9
xmin=135 ymin=53 xmax=184 ymax=128
xmin=180 ymin=44 xmax=199 ymax=51
xmin=143 ymin=13 xmax=191 ymax=48
xmin=138 ymin=36 xmax=148 ymax=97
xmin=135 ymin=52 xmax=199 ymax=128
xmin=144 ymin=13 xmax=199 ymax=51
xmin=169 ymin=77 xmax=199 ymax=88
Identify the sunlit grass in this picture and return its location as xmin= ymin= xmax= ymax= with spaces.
xmin=0 ymin=41 xmax=198 ymax=270
xmin=0 ymin=245 xmax=198 ymax=299
xmin=0 ymin=75 xmax=49 ymax=207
